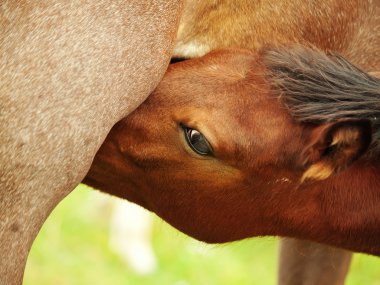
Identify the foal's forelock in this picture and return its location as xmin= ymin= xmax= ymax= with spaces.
xmin=263 ymin=46 xmax=380 ymax=156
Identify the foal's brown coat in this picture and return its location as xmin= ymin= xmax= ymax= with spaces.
xmin=85 ymin=47 xmax=380 ymax=255
xmin=172 ymin=1 xmax=379 ymax=283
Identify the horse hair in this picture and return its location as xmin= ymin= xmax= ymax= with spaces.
xmin=263 ymin=45 xmax=380 ymax=156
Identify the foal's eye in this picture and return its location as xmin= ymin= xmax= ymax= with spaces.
xmin=181 ymin=124 xmax=212 ymax=156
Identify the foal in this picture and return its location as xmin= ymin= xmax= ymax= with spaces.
xmin=174 ymin=0 xmax=380 ymax=280
xmin=84 ymin=46 xmax=380 ymax=255
xmin=173 ymin=2 xmax=379 ymax=282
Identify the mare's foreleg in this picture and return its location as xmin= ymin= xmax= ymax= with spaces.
xmin=278 ymin=238 xmax=352 ymax=285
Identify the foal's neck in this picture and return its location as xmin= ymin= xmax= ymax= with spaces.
xmin=299 ymin=160 xmax=380 ymax=254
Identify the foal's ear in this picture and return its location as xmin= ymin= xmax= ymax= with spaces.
xmin=301 ymin=120 xmax=372 ymax=182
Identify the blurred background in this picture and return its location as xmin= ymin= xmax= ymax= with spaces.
xmin=24 ymin=185 xmax=380 ymax=285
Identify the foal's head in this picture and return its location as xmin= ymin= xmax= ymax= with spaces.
xmin=86 ymin=46 xmax=380 ymax=251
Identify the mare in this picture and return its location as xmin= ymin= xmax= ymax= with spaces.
xmin=171 ymin=1 xmax=379 ymax=284
xmin=84 ymin=45 xmax=380 ymax=267
xmin=0 ymin=1 xmax=183 ymax=284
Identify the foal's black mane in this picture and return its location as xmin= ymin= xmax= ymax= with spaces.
xmin=263 ymin=46 xmax=380 ymax=155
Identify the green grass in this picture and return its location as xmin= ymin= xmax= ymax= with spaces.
xmin=24 ymin=185 xmax=380 ymax=285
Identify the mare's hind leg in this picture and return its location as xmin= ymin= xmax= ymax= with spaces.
xmin=278 ymin=238 xmax=352 ymax=285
